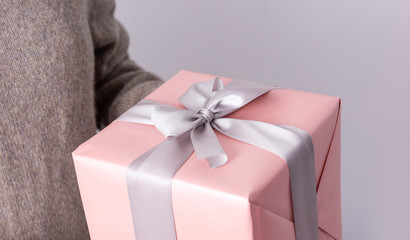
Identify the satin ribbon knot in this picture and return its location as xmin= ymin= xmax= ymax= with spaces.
xmin=197 ymin=108 xmax=215 ymax=123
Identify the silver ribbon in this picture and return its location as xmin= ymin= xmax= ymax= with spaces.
xmin=115 ymin=78 xmax=319 ymax=240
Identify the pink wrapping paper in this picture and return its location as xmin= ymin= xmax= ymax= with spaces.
xmin=72 ymin=70 xmax=342 ymax=240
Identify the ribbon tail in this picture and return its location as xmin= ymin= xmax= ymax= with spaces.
xmin=213 ymin=118 xmax=319 ymax=240
xmin=126 ymin=131 xmax=194 ymax=240
xmin=190 ymin=122 xmax=227 ymax=168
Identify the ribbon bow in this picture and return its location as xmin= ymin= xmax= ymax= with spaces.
xmin=116 ymin=78 xmax=319 ymax=240
xmin=150 ymin=77 xmax=276 ymax=168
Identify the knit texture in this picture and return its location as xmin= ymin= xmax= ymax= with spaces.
xmin=0 ymin=1 xmax=163 ymax=239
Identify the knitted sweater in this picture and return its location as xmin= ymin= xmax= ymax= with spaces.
xmin=0 ymin=1 xmax=163 ymax=239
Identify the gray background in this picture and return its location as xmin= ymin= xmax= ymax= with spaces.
xmin=115 ymin=1 xmax=410 ymax=239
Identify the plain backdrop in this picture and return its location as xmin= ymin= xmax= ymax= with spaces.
xmin=115 ymin=1 xmax=410 ymax=239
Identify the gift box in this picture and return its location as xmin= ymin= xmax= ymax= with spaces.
xmin=72 ymin=70 xmax=342 ymax=240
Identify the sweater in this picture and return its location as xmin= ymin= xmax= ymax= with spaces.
xmin=0 ymin=1 xmax=163 ymax=239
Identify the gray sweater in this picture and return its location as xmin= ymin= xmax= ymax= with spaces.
xmin=0 ymin=1 xmax=163 ymax=239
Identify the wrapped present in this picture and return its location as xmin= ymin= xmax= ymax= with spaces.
xmin=72 ymin=70 xmax=342 ymax=240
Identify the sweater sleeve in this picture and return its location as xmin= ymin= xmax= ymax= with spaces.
xmin=89 ymin=0 xmax=164 ymax=129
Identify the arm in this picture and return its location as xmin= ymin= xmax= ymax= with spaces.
xmin=89 ymin=0 xmax=163 ymax=129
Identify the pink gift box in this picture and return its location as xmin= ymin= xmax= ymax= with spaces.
xmin=72 ymin=70 xmax=342 ymax=240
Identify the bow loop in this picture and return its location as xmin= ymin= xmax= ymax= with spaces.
xmin=151 ymin=106 xmax=201 ymax=137
xmin=179 ymin=77 xmax=224 ymax=112
xmin=208 ymin=79 xmax=276 ymax=117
